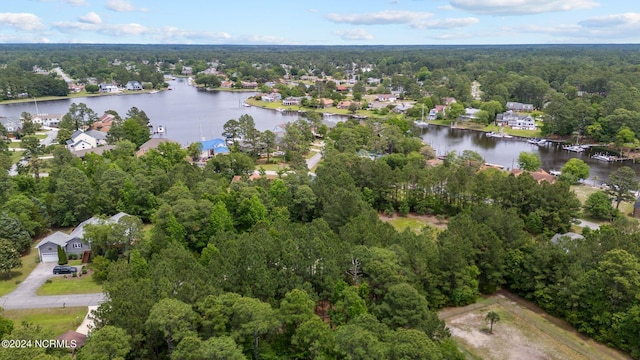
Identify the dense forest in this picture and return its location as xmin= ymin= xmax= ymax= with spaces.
xmin=1 ymin=45 xmax=640 ymax=359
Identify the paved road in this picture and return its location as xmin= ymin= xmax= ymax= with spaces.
xmin=0 ymin=262 xmax=105 ymax=310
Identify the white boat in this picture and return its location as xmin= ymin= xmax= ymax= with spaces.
xmin=242 ymin=102 xmax=251 ymax=107
xmin=414 ymin=121 xmax=429 ymax=128
xmin=276 ymin=107 xmax=284 ymax=112
xmin=528 ymin=138 xmax=548 ymax=145
xmin=486 ymin=130 xmax=513 ymax=138
xmin=592 ymin=153 xmax=616 ymax=162
xmin=562 ymin=145 xmax=585 ymax=152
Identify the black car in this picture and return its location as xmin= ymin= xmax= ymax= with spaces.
xmin=53 ymin=265 xmax=77 ymax=274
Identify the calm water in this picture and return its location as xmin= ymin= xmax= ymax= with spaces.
xmin=1 ymin=78 xmax=638 ymax=181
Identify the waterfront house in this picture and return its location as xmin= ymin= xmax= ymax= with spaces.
xmin=99 ymin=83 xmax=120 ymax=93
xmin=283 ymin=96 xmax=303 ymax=106
xmin=317 ymin=98 xmax=334 ymax=108
xmin=496 ymin=111 xmax=536 ymax=130
xmin=241 ymin=81 xmax=258 ymax=89
xmin=181 ymin=66 xmax=193 ymax=75
xmin=32 ymin=113 xmax=62 ymax=127
xmin=261 ymin=93 xmax=282 ymax=102
xmin=36 ymin=212 xmax=129 ymax=262
xmin=393 ymin=103 xmax=413 ymax=114
xmin=459 ymin=108 xmax=481 ymax=121
xmin=125 ymin=81 xmax=143 ymax=91
xmin=427 ymin=105 xmax=448 ymax=120
xmin=337 ymin=100 xmax=361 ymax=110
xmin=510 ymin=168 xmax=556 ymax=184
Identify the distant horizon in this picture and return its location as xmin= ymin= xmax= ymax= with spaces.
xmin=3 ymin=43 xmax=640 ymax=47
xmin=3 ymin=1 xmax=639 ymax=45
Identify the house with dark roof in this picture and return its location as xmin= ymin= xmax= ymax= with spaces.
xmin=36 ymin=212 xmax=129 ymax=262
xmin=506 ymin=102 xmax=534 ymax=112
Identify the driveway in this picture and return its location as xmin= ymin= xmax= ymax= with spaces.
xmin=0 ymin=262 xmax=105 ymax=310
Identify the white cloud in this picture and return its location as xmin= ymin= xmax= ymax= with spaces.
xmin=0 ymin=13 xmax=44 ymax=31
xmin=159 ymin=26 xmax=231 ymax=43
xmin=449 ymin=0 xmax=598 ymax=15
xmin=39 ymin=0 xmax=86 ymax=5
xmin=246 ymin=35 xmax=297 ymax=45
xmin=579 ymin=12 xmax=640 ymax=28
xmin=325 ymin=10 xmax=433 ymax=26
xmin=106 ymin=0 xmax=135 ymax=12
xmin=415 ymin=17 xmax=479 ymax=29
xmin=333 ymin=29 xmax=374 ymax=41
xmin=79 ymin=12 xmax=102 ymax=24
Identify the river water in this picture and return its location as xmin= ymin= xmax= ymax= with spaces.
xmin=1 ymin=78 xmax=638 ymax=182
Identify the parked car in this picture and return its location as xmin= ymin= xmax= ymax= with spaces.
xmin=53 ymin=265 xmax=77 ymax=274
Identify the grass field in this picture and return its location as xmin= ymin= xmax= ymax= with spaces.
xmin=36 ymin=273 xmax=102 ymax=296
xmin=379 ymin=213 xmax=447 ymax=233
xmin=440 ymin=292 xmax=631 ymax=360
xmin=0 ymin=250 xmax=39 ymax=297
xmin=571 ymin=184 xmax=635 ymax=219
xmin=2 ymin=307 xmax=87 ymax=337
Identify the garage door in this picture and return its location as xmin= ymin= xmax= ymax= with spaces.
xmin=40 ymin=252 xmax=58 ymax=263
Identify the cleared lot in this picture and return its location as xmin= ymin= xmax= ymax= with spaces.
xmin=440 ymin=291 xmax=631 ymax=360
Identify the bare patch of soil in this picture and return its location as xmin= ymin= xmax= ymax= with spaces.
xmin=440 ymin=291 xmax=632 ymax=360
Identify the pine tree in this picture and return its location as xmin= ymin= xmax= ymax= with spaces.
xmin=57 ymin=245 xmax=68 ymax=265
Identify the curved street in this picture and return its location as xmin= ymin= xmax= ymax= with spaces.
xmin=0 ymin=262 xmax=105 ymax=310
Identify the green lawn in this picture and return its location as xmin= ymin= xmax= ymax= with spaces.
xmin=36 ymin=273 xmax=102 ymax=296
xmin=10 ymin=150 xmax=23 ymax=163
xmin=2 ymin=307 xmax=87 ymax=337
xmin=256 ymin=164 xmax=289 ymax=171
xmin=386 ymin=217 xmax=429 ymax=233
xmin=0 ymin=250 xmax=39 ymax=297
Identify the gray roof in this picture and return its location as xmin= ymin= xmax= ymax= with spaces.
xmin=69 ymin=216 xmax=107 ymax=239
xmin=109 ymin=212 xmax=129 ymax=222
xmin=35 ymin=231 xmax=70 ymax=248
xmin=85 ymin=130 xmax=107 ymax=140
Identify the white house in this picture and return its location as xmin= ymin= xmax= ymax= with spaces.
xmin=99 ymin=83 xmax=120 ymax=93
xmin=36 ymin=212 xmax=129 ymax=262
xmin=66 ymin=130 xmax=100 ymax=151
xmin=496 ymin=111 xmax=536 ymax=130
xmin=31 ymin=113 xmax=62 ymax=127
xmin=125 ymin=81 xmax=143 ymax=91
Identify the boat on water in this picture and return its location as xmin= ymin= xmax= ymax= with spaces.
xmin=414 ymin=120 xmax=429 ymax=128
xmin=562 ymin=145 xmax=585 ymax=153
xmin=592 ymin=153 xmax=617 ymax=162
xmin=486 ymin=130 xmax=513 ymax=138
xmin=528 ymin=138 xmax=548 ymax=145
xmin=276 ymin=107 xmax=284 ymax=112
xmin=242 ymin=102 xmax=251 ymax=107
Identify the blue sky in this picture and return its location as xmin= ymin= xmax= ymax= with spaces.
xmin=1 ymin=0 xmax=639 ymax=45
